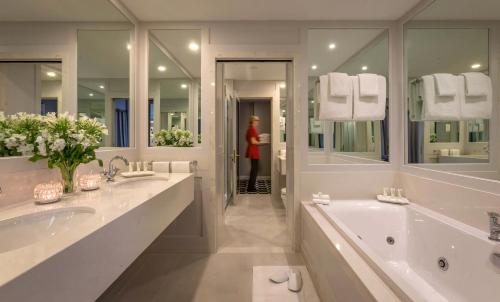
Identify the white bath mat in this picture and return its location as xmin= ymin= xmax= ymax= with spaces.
xmin=252 ymin=266 xmax=320 ymax=302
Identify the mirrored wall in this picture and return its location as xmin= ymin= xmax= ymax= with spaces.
xmin=0 ymin=61 xmax=62 ymax=116
xmin=404 ymin=0 xmax=499 ymax=180
xmin=406 ymin=27 xmax=490 ymax=164
xmin=77 ymin=30 xmax=132 ymax=148
xmin=148 ymin=29 xmax=201 ymax=147
xmin=307 ymin=28 xmax=389 ymax=164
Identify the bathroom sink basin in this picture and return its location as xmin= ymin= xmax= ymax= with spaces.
xmin=0 ymin=207 xmax=95 ymax=253
xmin=111 ymin=176 xmax=169 ymax=187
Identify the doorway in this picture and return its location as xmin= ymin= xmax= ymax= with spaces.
xmin=216 ymin=60 xmax=293 ymax=252
xmin=237 ymin=99 xmax=272 ymax=194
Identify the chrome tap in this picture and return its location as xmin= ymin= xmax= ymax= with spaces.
xmin=487 ymin=212 xmax=500 ymax=242
xmin=103 ymin=155 xmax=129 ymax=182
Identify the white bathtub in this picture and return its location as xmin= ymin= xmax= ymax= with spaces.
xmin=317 ymin=200 xmax=500 ymax=302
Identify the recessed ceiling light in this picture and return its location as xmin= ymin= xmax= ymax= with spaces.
xmin=328 ymin=43 xmax=336 ymax=49
xmin=127 ymin=43 xmax=131 ymax=50
xmin=188 ymin=42 xmax=199 ymax=51
xmin=311 ymin=100 xmax=315 ymax=104
xmin=281 ymin=109 xmax=286 ymax=113
xmin=361 ymin=66 xmax=368 ymax=71
xmin=180 ymin=84 xmax=188 ymax=89
xmin=46 ymin=71 xmax=56 ymax=77
xmin=471 ymin=63 xmax=481 ymax=69
xmin=210 ymin=82 xmax=215 ymax=86
xmin=157 ymin=65 xmax=167 ymax=72
xmin=99 ymin=85 xmax=104 ymax=89
xmin=311 ymin=65 xmax=318 ymax=70
xmin=280 ymin=83 xmax=286 ymax=88
xmin=89 ymin=93 xmax=94 ymax=97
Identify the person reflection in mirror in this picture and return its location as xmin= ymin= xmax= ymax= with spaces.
xmin=246 ymin=115 xmax=261 ymax=192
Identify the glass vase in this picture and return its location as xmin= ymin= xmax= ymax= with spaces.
xmin=58 ymin=165 xmax=77 ymax=194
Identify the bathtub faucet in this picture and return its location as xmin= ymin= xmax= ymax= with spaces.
xmin=487 ymin=212 xmax=500 ymax=242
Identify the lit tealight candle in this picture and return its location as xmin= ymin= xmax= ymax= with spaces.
xmin=33 ymin=182 xmax=63 ymax=204
xmin=79 ymin=173 xmax=102 ymax=191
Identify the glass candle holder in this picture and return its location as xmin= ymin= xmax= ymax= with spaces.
xmin=79 ymin=173 xmax=102 ymax=191
xmin=33 ymin=182 xmax=63 ymax=204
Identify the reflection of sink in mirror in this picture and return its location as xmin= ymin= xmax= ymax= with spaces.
xmin=112 ymin=176 xmax=169 ymax=187
xmin=0 ymin=207 xmax=95 ymax=253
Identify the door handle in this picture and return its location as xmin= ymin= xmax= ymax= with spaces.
xmin=231 ymin=150 xmax=240 ymax=162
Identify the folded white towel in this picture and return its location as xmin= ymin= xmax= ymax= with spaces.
xmin=328 ymin=72 xmax=351 ymax=97
xmin=457 ymin=75 xmax=492 ymax=119
xmin=152 ymin=161 xmax=170 ymax=173
xmin=462 ymin=72 xmax=491 ymax=97
xmin=352 ymin=75 xmax=386 ymax=121
xmin=433 ymin=73 xmax=457 ymax=96
xmin=171 ymin=161 xmax=191 ymax=173
xmin=319 ymin=75 xmax=353 ymax=120
xmin=422 ymin=75 xmax=460 ymax=120
xmin=313 ymin=198 xmax=330 ymax=205
xmin=358 ymin=73 xmax=379 ymax=97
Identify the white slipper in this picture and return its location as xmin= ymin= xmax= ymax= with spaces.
xmin=269 ymin=270 xmax=289 ymax=283
xmin=287 ymin=269 xmax=303 ymax=292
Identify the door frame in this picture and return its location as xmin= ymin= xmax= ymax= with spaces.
xmin=215 ymin=59 xmax=295 ymax=251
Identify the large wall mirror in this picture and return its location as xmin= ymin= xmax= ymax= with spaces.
xmin=405 ymin=0 xmax=499 ymax=180
xmin=148 ymin=29 xmax=201 ymax=147
xmin=78 ymin=30 xmax=132 ymax=148
xmin=307 ymin=28 xmax=389 ymax=164
xmin=0 ymin=61 xmax=62 ymax=116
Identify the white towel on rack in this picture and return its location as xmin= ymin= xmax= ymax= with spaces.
xmin=457 ymin=75 xmax=492 ymax=119
xmin=433 ymin=73 xmax=457 ymax=97
xmin=152 ymin=161 xmax=170 ymax=173
xmin=328 ymin=72 xmax=351 ymax=97
xmin=319 ymin=75 xmax=353 ymax=120
xmin=358 ymin=73 xmax=379 ymax=97
xmin=462 ymin=72 xmax=491 ymax=97
xmin=352 ymin=75 xmax=386 ymax=121
xmin=171 ymin=161 xmax=191 ymax=173
xmin=422 ymin=75 xmax=460 ymax=120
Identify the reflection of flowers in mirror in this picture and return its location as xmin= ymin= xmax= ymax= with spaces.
xmin=153 ymin=127 xmax=194 ymax=147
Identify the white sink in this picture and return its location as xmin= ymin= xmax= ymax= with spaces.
xmin=111 ymin=176 xmax=170 ymax=187
xmin=0 ymin=207 xmax=95 ymax=253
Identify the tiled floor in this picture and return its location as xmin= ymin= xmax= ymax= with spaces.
xmin=219 ymin=194 xmax=289 ymax=253
xmin=98 ymin=194 xmax=307 ymax=302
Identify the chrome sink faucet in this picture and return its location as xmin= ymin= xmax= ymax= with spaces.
xmin=103 ymin=155 xmax=129 ymax=182
xmin=488 ymin=212 xmax=500 ymax=242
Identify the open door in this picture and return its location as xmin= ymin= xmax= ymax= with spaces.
xmin=219 ymin=62 xmax=239 ymax=210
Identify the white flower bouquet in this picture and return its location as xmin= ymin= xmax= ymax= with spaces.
xmin=0 ymin=112 xmax=107 ymax=193
xmin=153 ymin=127 xmax=194 ymax=147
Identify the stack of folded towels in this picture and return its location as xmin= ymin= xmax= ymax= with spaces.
xmin=412 ymin=72 xmax=492 ymax=121
xmin=319 ymin=72 xmax=387 ymax=121
xmin=312 ymin=192 xmax=330 ymax=205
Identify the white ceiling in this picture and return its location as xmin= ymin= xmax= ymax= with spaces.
xmin=415 ymin=0 xmax=500 ymax=20
xmin=407 ymin=28 xmax=489 ymax=78
xmin=77 ymin=30 xmax=130 ymax=79
xmin=0 ymin=0 xmax=127 ymax=22
xmin=224 ymin=63 xmax=286 ymax=81
xmin=308 ymin=29 xmax=386 ymax=77
xmin=121 ymin=0 xmax=420 ymax=21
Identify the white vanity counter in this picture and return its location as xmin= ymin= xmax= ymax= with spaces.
xmin=0 ymin=173 xmax=194 ymax=302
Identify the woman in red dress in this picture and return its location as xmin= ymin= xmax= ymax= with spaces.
xmin=245 ymin=115 xmax=261 ymax=192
